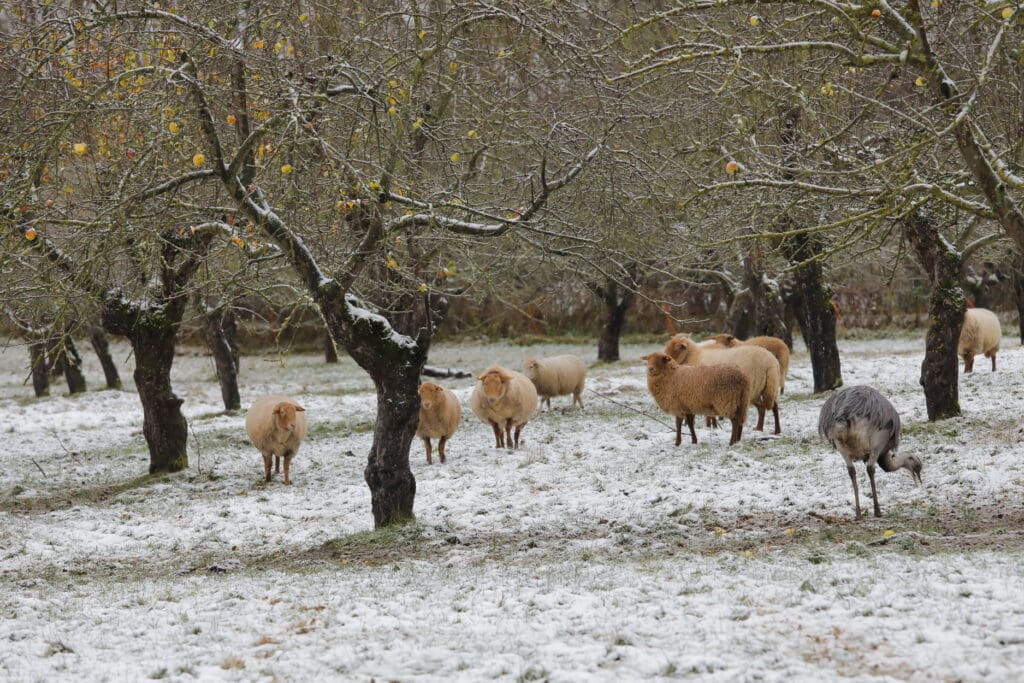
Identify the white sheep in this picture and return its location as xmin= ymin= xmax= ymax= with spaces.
xmin=664 ymin=333 xmax=781 ymax=434
xmin=245 ymin=395 xmax=308 ymax=485
xmin=522 ymin=354 xmax=587 ymax=411
xmin=417 ymin=382 xmax=461 ymax=464
xmin=471 ymin=366 xmax=539 ymax=449
xmin=958 ymin=307 xmax=1001 ymax=373
xmin=642 ymin=352 xmax=750 ymax=445
xmin=710 ymin=333 xmax=790 ymax=395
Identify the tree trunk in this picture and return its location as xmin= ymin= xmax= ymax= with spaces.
xmin=904 ymin=212 xmax=964 ymax=420
xmin=725 ymin=288 xmax=753 ymax=339
xmin=29 ymin=341 xmax=49 ymax=397
xmin=58 ymin=334 xmax=87 ymax=394
xmin=781 ymin=233 xmax=843 ymax=393
xmin=202 ymin=305 xmax=241 ymax=410
xmin=743 ymin=245 xmax=792 ymax=347
xmin=596 ymin=280 xmax=635 ymax=362
xmin=1013 ymin=253 xmax=1024 ymax=344
xmin=325 ymin=330 xmax=339 ymax=363
xmin=131 ymin=327 xmax=189 ymax=473
xmin=89 ymin=326 xmax=122 ymax=390
xmin=363 ymin=363 xmax=422 ymax=527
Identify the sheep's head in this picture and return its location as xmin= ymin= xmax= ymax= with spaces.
xmin=477 ymin=368 xmax=512 ymax=400
xmin=713 ymin=333 xmax=738 ymax=347
xmin=522 ymin=359 xmax=540 ymax=378
xmin=418 ymin=382 xmax=445 ymax=410
xmin=273 ymin=402 xmax=305 ymax=432
xmin=663 ymin=334 xmax=694 ymax=363
xmin=641 ymin=352 xmax=674 ymax=378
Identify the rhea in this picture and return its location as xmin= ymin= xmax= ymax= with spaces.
xmin=818 ymin=385 xmax=923 ymax=519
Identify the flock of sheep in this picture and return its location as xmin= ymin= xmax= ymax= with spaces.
xmin=243 ymin=306 xmax=1003 ymax=521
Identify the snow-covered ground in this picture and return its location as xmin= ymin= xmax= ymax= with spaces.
xmin=1 ymin=334 xmax=1023 ymax=682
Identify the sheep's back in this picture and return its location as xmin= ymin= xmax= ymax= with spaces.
xmin=527 ymin=355 xmax=586 ymax=395
xmin=958 ymin=308 xmax=1001 ymax=356
xmin=692 ymin=346 xmax=778 ymax=407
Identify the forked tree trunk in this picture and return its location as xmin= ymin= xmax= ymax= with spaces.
xmin=57 ymin=334 xmax=87 ymax=394
xmin=29 ymin=341 xmax=49 ymax=397
xmin=89 ymin=326 xmax=122 ymax=390
xmin=203 ymin=306 xmax=241 ymax=410
xmin=905 ymin=212 xmax=964 ymax=420
xmin=744 ymin=245 xmax=792 ymax=348
xmin=781 ymin=232 xmax=843 ymax=393
xmin=131 ymin=327 xmax=189 ymax=473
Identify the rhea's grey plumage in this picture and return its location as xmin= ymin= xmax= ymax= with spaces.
xmin=818 ymin=385 xmax=923 ymax=519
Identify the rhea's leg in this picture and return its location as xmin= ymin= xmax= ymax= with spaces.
xmin=847 ymin=464 xmax=861 ymax=520
xmin=867 ymin=463 xmax=881 ymax=517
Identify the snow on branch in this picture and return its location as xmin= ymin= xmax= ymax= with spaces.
xmin=132 ymin=170 xmax=220 ymax=202
xmin=343 ymin=294 xmax=418 ymax=351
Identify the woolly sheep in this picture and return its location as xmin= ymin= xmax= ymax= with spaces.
xmin=245 ymin=395 xmax=307 ymax=485
xmin=417 ymin=382 xmax=461 ymax=465
xmin=664 ymin=333 xmax=781 ymax=434
xmin=818 ymin=385 xmax=922 ymax=519
xmin=957 ymin=307 xmax=1001 ymax=373
xmin=471 ymin=366 xmax=539 ymax=449
xmin=710 ymin=333 xmax=790 ymax=395
xmin=641 ymin=352 xmax=750 ymax=446
xmin=522 ymin=354 xmax=587 ymax=411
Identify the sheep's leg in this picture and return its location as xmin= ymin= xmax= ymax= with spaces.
xmin=772 ymin=403 xmax=781 ymax=434
xmin=275 ymin=455 xmax=281 ymax=474
xmin=991 ymin=353 xmax=997 ymax=372
xmin=490 ymin=421 xmax=503 ymax=448
xmin=262 ymin=452 xmax=272 ymax=482
xmin=963 ymin=354 xmax=974 ymax=373
xmin=685 ymin=414 xmax=697 ymax=444
xmin=674 ymin=416 xmax=684 ymax=446
xmin=575 ymin=392 xmax=584 ymax=411
xmin=755 ymin=405 xmax=766 ymax=431
xmin=283 ymin=455 xmax=292 ymax=486
xmin=847 ymin=464 xmax=861 ymax=520
xmin=729 ymin=416 xmax=741 ymax=445
xmin=423 ymin=437 xmax=433 ymax=465
xmin=513 ymin=425 xmax=524 ymax=449
xmin=438 ymin=436 xmax=447 ymax=464
xmin=504 ymin=419 xmax=514 ymax=449
xmin=867 ymin=463 xmax=881 ymax=517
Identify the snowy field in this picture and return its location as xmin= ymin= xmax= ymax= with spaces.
xmin=2 ymin=333 xmax=1024 ymax=682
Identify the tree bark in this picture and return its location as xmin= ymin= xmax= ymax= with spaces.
xmin=129 ymin=324 xmax=189 ymax=474
xmin=202 ymin=305 xmax=241 ymax=410
xmin=55 ymin=333 xmax=87 ymax=394
xmin=29 ymin=341 xmax=49 ymax=398
xmin=325 ymin=330 xmax=339 ymax=364
xmin=904 ymin=211 xmax=964 ymax=420
xmin=89 ymin=326 xmax=122 ymax=390
xmin=743 ymin=244 xmax=792 ymax=348
xmin=1014 ymin=254 xmax=1024 ymax=344
xmin=594 ymin=274 xmax=636 ymax=362
xmin=781 ymin=233 xmax=843 ymax=393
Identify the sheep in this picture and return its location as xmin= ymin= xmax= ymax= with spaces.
xmin=818 ymin=385 xmax=922 ymax=519
xmin=522 ymin=354 xmax=587 ymax=411
xmin=664 ymin=333 xmax=781 ymax=434
xmin=245 ymin=395 xmax=307 ymax=485
xmin=710 ymin=333 xmax=790 ymax=395
xmin=957 ymin=307 xmax=1001 ymax=373
xmin=417 ymin=382 xmax=461 ymax=465
xmin=471 ymin=366 xmax=539 ymax=449
xmin=641 ymin=352 xmax=750 ymax=446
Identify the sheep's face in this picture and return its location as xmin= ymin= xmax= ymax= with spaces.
xmin=478 ymin=370 xmax=510 ymax=400
xmin=713 ymin=334 xmax=738 ymax=347
xmin=641 ymin=353 xmax=673 ymax=378
xmin=273 ymin=403 xmax=305 ymax=432
xmin=522 ymin=359 xmax=539 ymax=378
xmin=418 ymin=382 xmax=444 ymax=411
xmin=664 ymin=334 xmax=693 ymax=363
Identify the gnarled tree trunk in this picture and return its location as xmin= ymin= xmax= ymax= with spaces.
xmin=130 ymin=324 xmax=189 ymax=473
xmin=904 ymin=211 xmax=964 ymax=420
xmin=744 ymin=244 xmax=792 ymax=348
xmin=1013 ymin=252 xmax=1024 ymax=344
xmin=29 ymin=341 xmax=49 ymax=398
xmin=593 ymin=269 xmax=638 ymax=362
xmin=203 ymin=305 xmax=241 ymax=410
xmin=48 ymin=331 xmax=87 ymax=394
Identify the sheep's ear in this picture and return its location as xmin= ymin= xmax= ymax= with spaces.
xmin=640 ymin=354 xmax=650 ymax=361
xmin=495 ymin=369 xmax=513 ymax=381
xmin=295 ymin=405 xmax=305 ymax=412
xmin=476 ymin=374 xmax=486 ymax=381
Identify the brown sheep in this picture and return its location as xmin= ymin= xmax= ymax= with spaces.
xmin=471 ymin=366 xmax=538 ymax=449
xmin=417 ymin=382 xmax=461 ymax=464
xmin=642 ymin=352 xmax=750 ymax=446
xmin=523 ymin=355 xmax=587 ymax=411
xmin=245 ymin=395 xmax=307 ymax=485
xmin=957 ymin=308 xmax=1001 ymax=373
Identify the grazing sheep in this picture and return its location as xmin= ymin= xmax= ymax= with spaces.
xmin=664 ymin=333 xmax=781 ymax=434
xmin=245 ymin=395 xmax=308 ymax=485
xmin=818 ymin=385 xmax=922 ymax=519
xmin=711 ymin=334 xmax=790 ymax=395
xmin=417 ymin=382 xmax=461 ymax=464
xmin=641 ymin=352 xmax=750 ymax=446
xmin=523 ymin=355 xmax=587 ymax=411
xmin=471 ymin=366 xmax=539 ymax=449
xmin=958 ymin=307 xmax=1001 ymax=373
